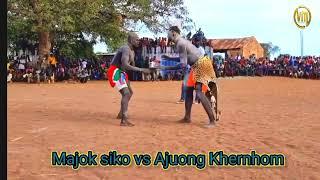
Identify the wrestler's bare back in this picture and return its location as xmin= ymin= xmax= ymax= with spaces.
xmin=110 ymin=45 xmax=141 ymax=72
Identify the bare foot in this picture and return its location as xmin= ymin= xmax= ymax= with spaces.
xmin=204 ymin=122 xmax=215 ymax=128
xmin=120 ymin=120 xmax=135 ymax=127
xmin=178 ymin=118 xmax=191 ymax=123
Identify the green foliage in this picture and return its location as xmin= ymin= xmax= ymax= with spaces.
xmin=8 ymin=0 xmax=193 ymax=56
xmin=58 ymin=38 xmax=96 ymax=59
xmin=260 ymin=42 xmax=281 ymax=58
xmin=7 ymin=10 xmax=37 ymax=51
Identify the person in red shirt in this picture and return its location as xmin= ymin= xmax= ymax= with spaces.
xmin=160 ymin=38 xmax=165 ymax=53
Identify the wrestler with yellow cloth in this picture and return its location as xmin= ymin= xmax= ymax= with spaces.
xmin=161 ymin=26 xmax=220 ymax=127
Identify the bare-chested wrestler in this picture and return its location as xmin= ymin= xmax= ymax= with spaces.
xmin=161 ymin=26 xmax=219 ymax=127
xmin=107 ymin=32 xmax=151 ymax=127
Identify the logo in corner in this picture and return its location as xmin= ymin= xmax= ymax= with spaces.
xmin=294 ymin=6 xmax=312 ymax=29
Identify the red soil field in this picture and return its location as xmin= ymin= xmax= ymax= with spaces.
xmin=8 ymin=77 xmax=320 ymax=180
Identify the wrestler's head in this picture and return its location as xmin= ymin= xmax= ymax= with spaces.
xmin=168 ymin=26 xmax=181 ymax=43
xmin=128 ymin=32 xmax=140 ymax=48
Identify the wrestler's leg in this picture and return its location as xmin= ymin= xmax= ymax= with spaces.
xmin=195 ymin=82 xmax=215 ymax=125
xmin=117 ymin=81 xmax=133 ymax=119
xmin=179 ymin=87 xmax=193 ymax=123
xmin=177 ymin=83 xmax=185 ymax=102
xmin=119 ymin=87 xmax=134 ymax=126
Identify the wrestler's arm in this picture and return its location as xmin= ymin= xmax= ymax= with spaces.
xmin=161 ymin=55 xmax=177 ymax=61
xmin=121 ymin=48 xmax=144 ymax=72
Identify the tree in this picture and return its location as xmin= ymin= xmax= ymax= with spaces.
xmin=271 ymin=45 xmax=280 ymax=57
xmin=260 ymin=42 xmax=281 ymax=58
xmin=8 ymin=0 xmax=193 ymax=58
xmin=55 ymin=33 xmax=96 ymax=59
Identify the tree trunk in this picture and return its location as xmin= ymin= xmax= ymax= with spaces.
xmin=38 ymin=31 xmax=51 ymax=61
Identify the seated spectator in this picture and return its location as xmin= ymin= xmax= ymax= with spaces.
xmin=35 ymin=69 xmax=41 ymax=83
xmin=304 ymin=64 xmax=312 ymax=79
xmin=77 ymin=69 xmax=89 ymax=83
xmin=93 ymin=69 xmax=101 ymax=80
xmin=297 ymin=68 xmax=304 ymax=78
xmin=7 ymin=70 xmax=13 ymax=83
xmin=7 ymin=61 xmax=11 ymax=71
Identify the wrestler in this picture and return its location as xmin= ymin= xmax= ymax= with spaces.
xmin=107 ymin=32 xmax=151 ymax=126
xmin=161 ymin=26 xmax=219 ymax=127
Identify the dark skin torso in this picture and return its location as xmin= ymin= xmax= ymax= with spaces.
xmin=110 ymin=45 xmax=141 ymax=72
xmin=163 ymin=35 xmax=218 ymax=126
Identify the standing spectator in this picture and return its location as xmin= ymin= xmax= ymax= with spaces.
xmin=48 ymin=53 xmax=57 ymax=82
xmin=157 ymin=38 xmax=161 ymax=53
xmin=160 ymin=38 xmax=165 ymax=53
xmin=164 ymin=38 xmax=167 ymax=53
xmin=149 ymin=57 xmax=156 ymax=81
xmin=147 ymin=39 xmax=152 ymax=54
xmin=48 ymin=53 xmax=57 ymax=70
xmin=169 ymin=41 xmax=175 ymax=53
xmin=18 ymin=56 xmax=26 ymax=74
xmin=151 ymin=38 xmax=157 ymax=54
xmin=142 ymin=38 xmax=148 ymax=55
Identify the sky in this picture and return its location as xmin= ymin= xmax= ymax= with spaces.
xmin=94 ymin=0 xmax=320 ymax=56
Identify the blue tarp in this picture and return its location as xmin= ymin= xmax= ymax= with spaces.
xmin=160 ymin=58 xmax=180 ymax=77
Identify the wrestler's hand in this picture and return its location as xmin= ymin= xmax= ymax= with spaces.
xmin=159 ymin=66 xmax=167 ymax=70
xmin=161 ymin=55 xmax=170 ymax=59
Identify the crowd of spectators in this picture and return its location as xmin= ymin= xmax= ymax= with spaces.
xmin=214 ymin=55 xmax=320 ymax=79
xmin=7 ymin=49 xmax=320 ymax=84
xmin=7 ymin=53 xmax=109 ymax=83
xmin=140 ymin=37 xmax=176 ymax=54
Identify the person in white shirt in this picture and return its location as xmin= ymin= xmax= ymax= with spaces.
xmin=7 ymin=70 xmax=13 ymax=83
xmin=18 ymin=57 xmax=26 ymax=72
xmin=81 ymin=59 xmax=87 ymax=70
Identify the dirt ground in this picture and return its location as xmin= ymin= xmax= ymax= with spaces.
xmin=8 ymin=77 xmax=320 ymax=180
